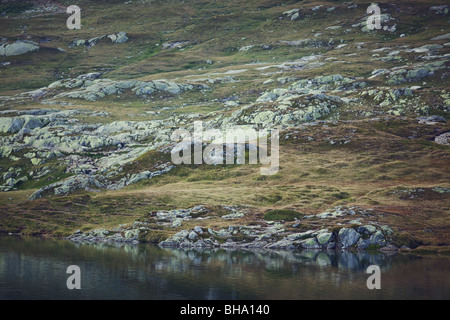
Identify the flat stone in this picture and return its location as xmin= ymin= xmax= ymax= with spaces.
xmin=1 ymin=40 xmax=39 ymax=56
xmin=339 ymin=228 xmax=361 ymax=248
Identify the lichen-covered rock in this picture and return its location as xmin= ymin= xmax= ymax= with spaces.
xmin=356 ymin=231 xmax=387 ymax=249
xmin=22 ymin=116 xmax=44 ymax=130
xmin=124 ymin=229 xmax=139 ymax=240
xmin=286 ymin=230 xmax=314 ymax=241
xmin=317 ymin=232 xmax=334 ymax=246
xmin=299 ymin=237 xmax=321 ymax=249
xmin=387 ymin=61 xmax=447 ymax=84
xmin=0 ymin=146 xmax=14 ymax=158
xmin=222 ymin=212 xmax=245 ymax=219
xmin=357 ymin=225 xmax=377 ymax=236
xmin=69 ymin=39 xmax=86 ymax=47
xmin=188 ymin=231 xmax=198 ymax=240
xmin=339 ymin=228 xmax=361 ymax=248
xmin=50 ymin=77 xmax=201 ymax=101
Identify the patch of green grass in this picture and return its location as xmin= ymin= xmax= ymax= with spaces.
xmin=391 ymin=232 xmax=421 ymax=249
xmin=138 ymin=229 xmax=171 ymax=244
xmin=366 ymin=244 xmax=382 ymax=252
xmin=0 ymin=2 xmax=34 ymax=15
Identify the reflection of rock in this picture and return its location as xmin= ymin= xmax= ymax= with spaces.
xmin=387 ymin=61 xmax=446 ymax=85
xmin=357 ymin=225 xmax=377 ymax=236
xmin=158 ymin=215 xmax=395 ymax=252
xmin=357 ymin=231 xmax=387 ymax=249
xmin=0 ymin=108 xmax=185 ymax=197
xmin=156 ymin=247 xmax=395 ymax=273
xmin=29 ymin=164 xmax=174 ymax=200
xmin=338 ymin=251 xmax=361 ymax=270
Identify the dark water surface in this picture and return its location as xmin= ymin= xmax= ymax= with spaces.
xmin=0 ymin=237 xmax=448 ymax=300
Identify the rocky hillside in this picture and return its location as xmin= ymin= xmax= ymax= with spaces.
xmin=0 ymin=0 xmax=449 ymax=253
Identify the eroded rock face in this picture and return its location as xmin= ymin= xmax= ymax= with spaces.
xmin=29 ymin=174 xmax=106 ymax=200
xmin=213 ymin=74 xmax=367 ymax=128
xmin=65 ymin=201 xmax=397 ymax=252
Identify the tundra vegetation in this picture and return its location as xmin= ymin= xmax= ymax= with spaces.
xmin=0 ymin=0 xmax=449 ymax=254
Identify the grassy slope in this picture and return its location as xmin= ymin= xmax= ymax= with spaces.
xmin=0 ymin=0 xmax=449 ymax=248
xmin=1 ymin=118 xmax=449 ymax=247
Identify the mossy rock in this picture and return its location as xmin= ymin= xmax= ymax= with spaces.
xmin=138 ymin=230 xmax=171 ymax=243
xmin=264 ymin=209 xmax=304 ymax=221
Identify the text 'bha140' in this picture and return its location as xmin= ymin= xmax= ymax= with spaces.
xmin=170 ymin=121 xmax=279 ymax=176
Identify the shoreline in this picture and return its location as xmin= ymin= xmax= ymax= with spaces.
xmin=3 ymin=233 xmax=450 ymax=256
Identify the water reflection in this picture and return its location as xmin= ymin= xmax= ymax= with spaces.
xmin=0 ymin=237 xmax=448 ymax=299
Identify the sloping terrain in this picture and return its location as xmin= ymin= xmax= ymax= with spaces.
xmin=0 ymin=0 xmax=449 ymax=252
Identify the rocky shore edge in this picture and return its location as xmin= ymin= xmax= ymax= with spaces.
xmin=66 ymin=206 xmax=405 ymax=252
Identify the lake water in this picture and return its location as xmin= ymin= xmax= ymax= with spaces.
xmin=0 ymin=237 xmax=448 ymax=300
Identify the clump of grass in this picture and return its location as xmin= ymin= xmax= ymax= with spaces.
xmin=293 ymin=223 xmax=314 ymax=232
xmin=263 ymin=209 xmax=304 ymax=221
xmin=255 ymin=193 xmax=282 ymax=204
xmin=332 ymin=192 xmax=350 ymax=199
xmin=366 ymin=244 xmax=382 ymax=252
